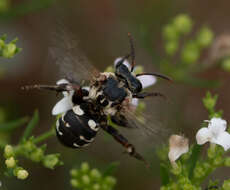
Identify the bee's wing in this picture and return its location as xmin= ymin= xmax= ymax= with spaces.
xmin=121 ymin=98 xmax=171 ymax=141
xmin=49 ymin=26 xmax=99 ymax=84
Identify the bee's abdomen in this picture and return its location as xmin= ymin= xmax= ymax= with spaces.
xmin=55 ymin=105 xmax=99 ymax=148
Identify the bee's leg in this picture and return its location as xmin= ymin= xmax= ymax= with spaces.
xmin=22 ymin=83 xmax=81 ymax=93
xmin=133 ymin=92 xmax=166 ymax=100
xmin=100 ymin=124 xmax=149 ymax=167
xmin=110 ymin=113 xmax=134 ymax=128
xmin=136 ymin=72 xmax=172 ymax=82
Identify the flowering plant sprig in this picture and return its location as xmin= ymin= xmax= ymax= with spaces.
xmin=1 ymin=110 xmax=62 ymax=180
xmin=70 ymin=162 xmax=117 ymax=190
xmin=159 ymin=92 xmax=230 ymax=190
xmin=160 ymin=14 xmax=216 ymax=87
xmin=0 ymin=34 xmax=21 ymax=58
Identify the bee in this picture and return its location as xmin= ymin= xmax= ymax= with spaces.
xmin=23 ymin=32 xmax=171 ymax=167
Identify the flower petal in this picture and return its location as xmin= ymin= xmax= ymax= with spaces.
xmin=52 ymin=96 xmax=73 ymax=115
xmin=56 ymin=78 xmax=69 ymax=85
xmin=168 ymin=135 xmax=189 ymax=164
xmin=211 ymin=131 xmax=230 ymax=151
xmin=131 ymin=98 xmax=139 ymax=106
xmin=114 ymin=57 xmax=131 ymax=71
xmin=56 ymin=78 xmax=70 ymax=97
xmin=208 ymin=117 xmax=227 ymax=136
xmin=137 ymin=75 xmax=157 ymax=88
xmin=196 ymin=127 xmax=212 ymax=145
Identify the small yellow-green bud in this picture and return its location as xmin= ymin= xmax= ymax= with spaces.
xmin=4 ymin=145 xmax=14 ymax=158
xmin=221 ymin=58 xmax=230 ymax=72
xmin=0 ymin=39 xmax=4 ymax=49
xmin=81 ymin=162 xmax=90 ymax=173
xmin=196 ymin=27 xmax=214 ymax=48
xmin=81 ymin=175 xmax=90 ymax=185
xmin=194 ymin=165 xmax=206 ymax=179
xmin=90 ymin=168 xmax=101 ymax=179
xmin=173 ymin=14 xmax=193 ymax=34
xmin=171 ymin=162 xmax=182 ymax=176
xmin=5 ymin=157 xmax=16 ymax=168
xmin=92 ymin=184 xmax=101 ymax=190
xmin=163 ymin=24 xmax=178 ymax=41
xmin=224 ymin=157 xmax=230 ymax=167
xmin=0 ymin=0 xmax=10 ymax=13
xmin=223 ymin=179 xmax=230 ymax=190
xmin=30 ymin=148 xmax=44 ymax=162
xmin=70 ymin=179 xmax=80 ymax=188
xmin=42 ymin=154 xmax=59 ymax=169
xmin=105 ymin=176 xmax=116 ymax=186
xmin=23 ymin=141 xmax=36 ymax=152
xmin=213 ymin=155 xmax=223 ymax=166
xmin=70 ymin=169 xmax=79 ymax=177
xmin=165 ymin=41 xmax=178 ymax=56
xmin=2 ymin=43 xmax=17 ymax=58
xmin=181 ymin=42 xmax=200 ymax=64
xmin=16 ymin=169 xmax=29 ymax=180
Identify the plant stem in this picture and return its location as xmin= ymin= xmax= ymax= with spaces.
xmin=33 ymin=129 xmax=55 ymax=144
xmin=20 ymin=110 xmax=39 ymax=143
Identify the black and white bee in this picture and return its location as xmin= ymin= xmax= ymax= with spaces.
xmin=23 ymin=33 xmax=171 ymax=166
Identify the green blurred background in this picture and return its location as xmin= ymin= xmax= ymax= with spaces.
xmin=0 ymin=0 xmax=230 ymax=189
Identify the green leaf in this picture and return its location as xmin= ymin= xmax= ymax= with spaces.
xmin=20 ymin=110 xmax=39 ymax=143
xmin=103 ymin=162 xmax=119 ymax=177
xmin=160 ymin=163 xmax=170 ymax=185
xmin=0 ymin=116 xmax=29 ymax=132
xmin=188 ymin=144 xmax=202 ymax=180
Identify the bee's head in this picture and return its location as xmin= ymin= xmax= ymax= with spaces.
xmin=114 ymin=58 xmax=142 ymax=94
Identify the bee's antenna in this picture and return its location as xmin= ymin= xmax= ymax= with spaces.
xmin=128 ymin=32 xmax=136 ymax=72
xmin=136 ymin=72 xmax=172 ymax=82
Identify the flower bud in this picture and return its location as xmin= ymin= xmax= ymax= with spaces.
xmin=30 ymin=148 xmax=44 ymax=162
xmin=70 ymin=169 xmax=79 ymax=177
xmin=2 ymin=43 xmax=17 ymax=58
xmin=197 ymin=27 xmax=214 ymax=48
xmin=163 ymin=24 xmax=178 ymax=41
xmin=5 ymin=157 xmax=16 ymax=168
xmin=81 ymin=162 xmax=90 ymax=173
xmin=0 ymin=39 xmax=5 ymax=49
xmin=173 ymin=14 xmax=193 ymax=34
xmin=16 ymin=169 xmax=29 ymax=180
xmin=105 ymin=176 xmax=116 ymax=186
xmin=224 ymin=157 xmax=230 ymax=167
xmin=92 ymin=184 xmax=101 ymax=190
xmin=165 ymin=41 xmax=178 ymax=56
xmin=70 ymin=179 xmax=80 ymax=188
xmin=181 ymin=42 xmax=200 ymax=64
xmin=4 ymin=145 xmax=14 ymax=158
xmin=221 ymin=58 xmax=230 ymax=72
xmin=223 ymin=179 xmax=230 ymax=190
xmin=42 ymin=154 xmax=60 ymax=169
xmin=90 ymin=168 xmax=101 ymax=179
xmin=81 ymin=175 xmax=90 ymax=185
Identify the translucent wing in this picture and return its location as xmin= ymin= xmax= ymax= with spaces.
xmin=49 ymin=25 xmax=99 ymax=84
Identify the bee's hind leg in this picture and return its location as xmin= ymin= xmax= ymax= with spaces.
xmin=100 ymin=123 xmax=149 ymax=167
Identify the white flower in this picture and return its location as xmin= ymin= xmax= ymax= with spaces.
xmin=168 ymin=135 xmax=189 ymax=167
xmin=114 ymin=57 xmax=157 ymax=107
xmin=52 ymin=79 xmax=74 ymax=115
xmin=196 ymin=117 xmax=230 ymax=151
